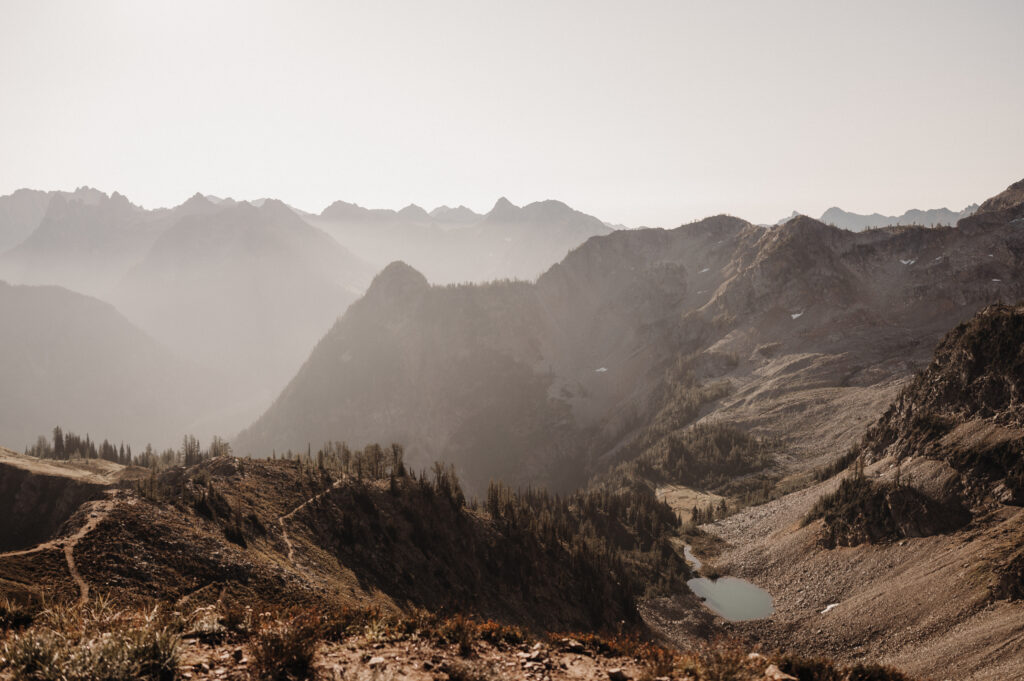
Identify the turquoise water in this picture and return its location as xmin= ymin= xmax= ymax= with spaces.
xmin=686 ymin=576 xmax=775 ymax=621
xmin=683 ymin=544 xmax=774 ymax=621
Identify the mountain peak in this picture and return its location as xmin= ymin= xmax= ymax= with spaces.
xmin=320 ymin=200 xmax=368 ymax=219
xmin=774 ymin=210 xmax=803 ymax=225
xmin=364 ymin=261 xmax=430 ymax=301
xmin=179 ymin=192 xmax=214 ymax=211
xmin=397 ymin=204 xmax=430 ymax=220
xmin=976 ymin=178 xmax=1024 ymax=216
xmin=775 ymin=213 xmax=834 ymax=234
xmin=70 ymin=186 xmax=107 ymax=205
xmin=429 ymin=205 xmax=481 ymax=223
xmin=487 ymin=197 xmax=519 ymax=220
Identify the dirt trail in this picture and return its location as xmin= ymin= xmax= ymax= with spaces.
xmin=0 ymin=493 xmax=115 ymax=604
xmin=63 ymin=496 xmax=116 ymax=604
xmin=277 ymin=478 xmax=346 ymax=565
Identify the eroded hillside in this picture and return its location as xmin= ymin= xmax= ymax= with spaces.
xmin=679 ymin=303 xmax=1024 ymax=681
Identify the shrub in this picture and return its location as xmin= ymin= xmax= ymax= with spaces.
xmin=636 ymin=642 xmax=678 ymax=678
xmin=218 ymin=602 xmax=255 ymax=639
xmin=248 ymin=614 xmax=322 ymax=681
xmin=475 ymin=619 xmax=525 ymax=646
xmin=320 ymin=606 xmax=385 ymax=642
xmin=776 ymin=654 xmax=914 ymax=681
xmin=439 ymin=613 xmax=476 ymax=657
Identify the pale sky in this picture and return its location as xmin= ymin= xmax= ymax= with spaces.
xmin=1 ymin=0 xmax=1022 ymax=227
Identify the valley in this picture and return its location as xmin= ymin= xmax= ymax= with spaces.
xmin=2 ymin=178 xmax=1023 ymax=680
xmin=4 ymin=4 xmax=1023 ymax=678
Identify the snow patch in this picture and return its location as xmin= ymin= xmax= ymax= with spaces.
xmin=699 ymin=267 xmax=710 ymax=273
xmin=992 ymin=279 xmax=1002 ymax=282
xmin=900 ymin=259 xmax=916 ymax=265
xmin=791 ymin=312 xmax=804 ymax=320
xmin=821 ymin=603 xmax=839 ymax=614
xmin=594 ymin=367 xmax=608 ymax=373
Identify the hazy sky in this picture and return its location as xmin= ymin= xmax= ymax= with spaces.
xmin=1 ymin=1 xmax=1022 ymax=227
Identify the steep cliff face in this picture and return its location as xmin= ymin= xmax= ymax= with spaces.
xmin=0 ymin=454 xmax=110 ymax=551
xmin=862 ymin=303 xmax=1024 ymax=505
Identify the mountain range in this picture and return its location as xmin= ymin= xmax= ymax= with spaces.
xmin=237 ymin=180 xmax=1024 ymax=496
xmin=2 ymin=178 xmax=1024 ymax=680
xmin=0 ymin=188 xmax=612 ymax=447
xmin=307 ymin=196 xmax=614 ymax=284
xmin=776 ymin=203 xmax=980 ymax=231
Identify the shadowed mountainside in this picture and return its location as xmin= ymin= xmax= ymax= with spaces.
xmin=0 ymin=281 xmax=226 ymax=451
xmin=111 ymin=197 xmax=375 ymax=399
xmin=237 ymin=180 xmax=1024 ymax=495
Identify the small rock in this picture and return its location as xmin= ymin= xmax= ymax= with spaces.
xmin=562 ymin=638 xmax=585 ymax=653
xmin=368 ymin=656 xmax=386 ymax=669
xmin=423 ymin=661 xmax=434 ymax=671
xmin=764 ymin=663 xmax=798 ymax=680
xmin=232 ymin=649 xmax=244 ymax=663
xmin=608 ymin=667 xmax=631 ymax=681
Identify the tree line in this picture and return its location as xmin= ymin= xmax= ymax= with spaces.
xmin=24 ymin=427 xmax=231 ymax=469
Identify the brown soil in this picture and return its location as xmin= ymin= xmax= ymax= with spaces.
xmin=676 ymin=459 xmax=1024 ymax=681
xmin=176 ymin=635 xmax=652 ymax=681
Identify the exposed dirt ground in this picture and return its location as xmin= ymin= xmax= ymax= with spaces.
xmin=672 ymin=459 xmax=1024 ymax=681
xmin=176 ymin=635 xmax=654 ymax=681
xmin=0 ymin=448 xmax=128 ymax=485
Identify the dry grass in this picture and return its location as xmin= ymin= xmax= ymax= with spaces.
xmin=0 ymin=597 xmax=180 ymax=681
xmin=0 ymin=595 xmax=38 ymax=631
xmin=677 ymin=639 xmax=764 ymax=681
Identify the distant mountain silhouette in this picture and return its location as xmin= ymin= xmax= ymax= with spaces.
xmin=0 ymin=186 xmax=613 ymax=442
xmin=0 ymin=188 xmax=54 ymax=253
xmin=112 ymin=198 xmax=375 ymax=414
xmin=309 ymin=196 xmax=612 ymax=284
xmin=0 ymin=280 xmax=222 ymax=449
xmin=0 ymin=189 xmax=217 ymax=296
xmin=817 ymin=204 xmax=979 ymax=230
xmin=428 ymin=205 xmax=481 ymax=223
xmin=237 ymin=180 xmax=1024 ymax=494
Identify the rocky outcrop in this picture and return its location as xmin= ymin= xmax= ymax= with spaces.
xmin=0 ymin=461 xmax=106 ymax=552
xmin=862 ymin=304 xmax=1024 ymax=504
